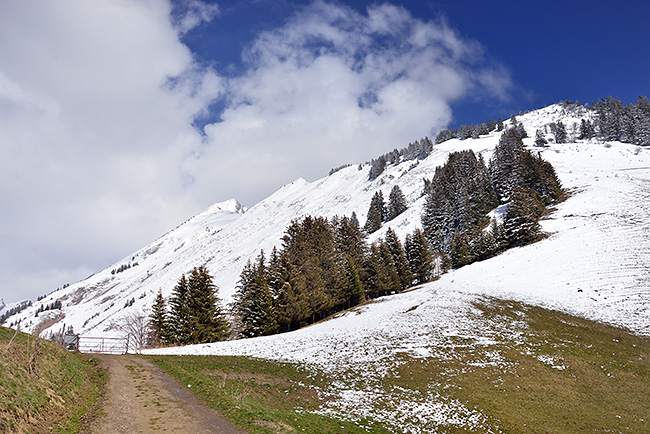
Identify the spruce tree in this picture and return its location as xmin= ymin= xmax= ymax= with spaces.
xmin=333 ymin=215 xmax=367 ymax=269
xmin=405 ymin=228 xmax=434 ymax=284
xmin=450 ymin=232 xmax=472 ymax=268
xmin=384 ymin=228 xmax=413 ymax=290
xmin=149 ymin=290 xmax=169 ymax=347
xmin=186 ymin=266 xmax=230 ymax=343
xmin=555 ymin=121 xmax=568 ymax=143
xmin=341 ymin=256 xmax=364 ymax=308
xmin=168 ymin=274 xmax=192 ymax=345
xmin=579 ymin=119 xmax=595 ymax=140
xmin=387 ymin=185 xmax=407 ymax=221
xmin=364 ymin=191 xmax=385 ymax=233
xmin=268 ymin=247 xmax=308 ymax=332
xmin=504 ymin=187 xmax=542 ymax=246
xmin=233 ymin=253 xmax=278 ymax=338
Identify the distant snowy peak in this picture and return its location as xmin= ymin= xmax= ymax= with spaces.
xmin=206 ymin=199 xmax=247 ymax=215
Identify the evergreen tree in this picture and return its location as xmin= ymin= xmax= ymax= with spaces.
xmin=186 ymin=266 xmax=230 ymax=343
xmin=168 ymin=274 xmax=192 ymax=345
xmin=368 ymin=156 xmax=387 ymax=180
xmin=404 ymin=228 xmax=434 ymax=284
xmin=534 ymin=129 xmax=547 ymax=147
xmin=365 ymin=241 xmax=400 ymax=298
xmin=450 ymin=232 xmax=472 ymax=268
xmin=268 ymin=248 xmax=308 ymax=332
xmin=149 ymin=290 xmax=169 ymax=346
xmin=341 ymin=256 xmax=365 ymax=308
xmin=555 ymin=121 xmax=568 ymax=143
xmin=422 ymin=150 xmax=497 ymax=252
xmin=504 ymin=187 xmax=542 ymax=246
xmin=232 ymin=253 xmax=278 ymax=338
xmin=516 ymin=122 xmax=528 ymax=138
xmin=333 ymin=215 xmax=367 ymax=269
xmin=387 ymin=185 xmax=408 ymax=221
xmin=384 ymin=228 xmax=413 ymax=290
xmin=497 ymin=116 xmax=504 ymax=131
xmin=435 ymin=128 xmax=453 ymax=144
xmin=281 ymin=216 xmax=340 ymax=323
xmin=364 ymin=191 xmax=386 ymax=233
xmin=579 ymin=119 xmax=595 ymax=140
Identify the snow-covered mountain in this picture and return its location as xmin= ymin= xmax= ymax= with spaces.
xmin=5 ymin=103 xmax=649 ymax=344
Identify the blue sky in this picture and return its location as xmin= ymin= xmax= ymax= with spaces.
xmin=0 ymin=0 xmax=648 ymax=305
xmin=181 ymin=0 xmax=650 ymax=128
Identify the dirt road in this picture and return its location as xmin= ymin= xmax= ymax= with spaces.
xmin=89 ymin=354 xmax=246 ymax=433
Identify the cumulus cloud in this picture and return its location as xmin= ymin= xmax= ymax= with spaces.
xmin=0 ymin=0 xmax=217 ymax=301
xmin=0 ymin=0 xmax=513 ymax=303
xmin=189 ymin=1 xmax=512 ymax=203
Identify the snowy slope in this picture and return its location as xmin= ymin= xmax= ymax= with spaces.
xmin=143 ymin=106 xmax=650 ymax=433
xmin=5 ymin=103 xmax=649 ymax=345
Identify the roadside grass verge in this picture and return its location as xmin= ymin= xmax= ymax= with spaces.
xmin=150 ymin=298 xmax=649 ymax=433
xmin=0 ymin=326 xmax=107 ymax=433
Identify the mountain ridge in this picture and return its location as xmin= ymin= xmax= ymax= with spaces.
xmin=4 ymin=102 xmax=649 ymax=341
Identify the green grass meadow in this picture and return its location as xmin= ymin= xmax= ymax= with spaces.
xmin=151 ymin=299 xmax=650 ymax=434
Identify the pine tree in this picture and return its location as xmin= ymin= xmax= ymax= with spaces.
xmin=404 ymin=228 xmax=434 ymax=284
xmin=450 ymin=232 xmax=472 ymax=268
xmin=268 ymin=248 xmax=308 ymax=332
xmin=579 ymin=119 xmax=595 ymax=140
xmin=423 ymin=150 xmax=497 ymax=252
xmin=364 ymin=241 xmax=400 ymax=299
xmin=534 ymin=129 xmax=547 ymax=147
xmin=368 ymin=156 xmax=387 ymax=180
xmin=555 ymin=121 xmax=568 ymax=143
xmin=341 ymin=256 xmax=364 ymax=308
xmin=387 ymin=185 xmax=408 ymax=221
xmin=333 ymin=215 xmax=367 ymax=269
xmin=168 ymin=274 xmax=192 ymax=345
xmin=186 ymin=266 xmax=230 ymax=344
xmin=384 ymin=228 xmax=413 ymax=290
xmin=504 ymin=187 xmax=542 ymax=246
xmin=232 ymin=253 xmax=278 ymax=338
xmin=516 ymin=122 xmax=528 ymax=138
xmin=149 ymin=290 xmax=169 ymax=347
xmin=364 ymin=191 xmax=385 ymax=233
xmin=497 ymin=116 xmax=504 ymax=131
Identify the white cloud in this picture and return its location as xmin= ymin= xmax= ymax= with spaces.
xmin=189 ymin=1 xmax=512 ymax=204
xmin=0 ymin=0 xmax=217 ymax=301
xmin=0 ymin=0 xmax=513 ymax=304
xmin=172 ymin=0 xmax=220 ymax=35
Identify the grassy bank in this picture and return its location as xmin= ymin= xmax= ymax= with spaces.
xmin=151 ymin=299 xmax=650 ymax=434
xmin=0 ymin=326 xmax=106 ymax=433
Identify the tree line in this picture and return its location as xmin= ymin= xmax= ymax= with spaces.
xmin=231 ymin=216 xmax=438 ymax=338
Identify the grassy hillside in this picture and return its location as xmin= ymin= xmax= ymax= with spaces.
xmin=151 ymin=299 xmax=650 ymax=434
xmin=0 ymin=326 xmax=106 ymax=433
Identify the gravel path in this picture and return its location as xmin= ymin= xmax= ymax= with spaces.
xmin=89 ymin=354 xmax=246 ymax=434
